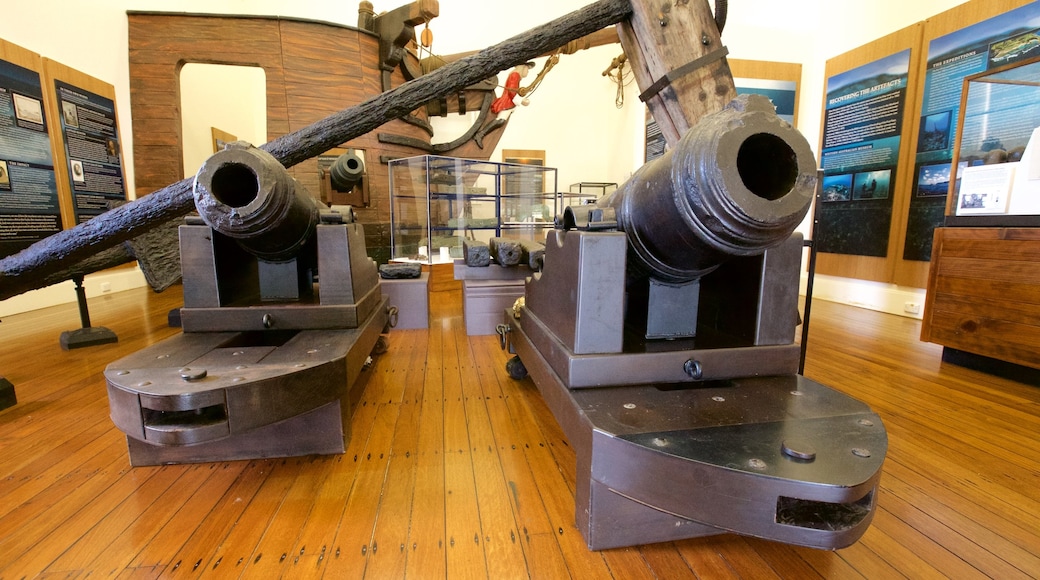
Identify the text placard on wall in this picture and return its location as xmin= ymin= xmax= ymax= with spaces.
xmin=816 ymin=24 xmax=924 ymax=284
xmin=818 ymin=49 xmax=912 ymax=258
xmin=52 ymin=79 xmax=126 ymax=223
xmin=815 ymin=0 xmax=1036 ymax=288
xmin=0 ymin=41 xmax=61 ymax=258
xmin=905 ymin=1 xmax=1040 ymax=263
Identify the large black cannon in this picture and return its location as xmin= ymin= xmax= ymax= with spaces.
xmin=503 ymin=95 xmax=887 ymax=550
xmin=105 ymin=143 xmax=388 ymax=466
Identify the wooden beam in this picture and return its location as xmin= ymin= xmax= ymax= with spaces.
xmin=0 ymin=0 xmax=633 ymax=301
xmin=618 ymin=0 xmax=736 ymax=146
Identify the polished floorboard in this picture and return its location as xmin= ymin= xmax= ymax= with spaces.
xmin=0 ymin=282 xmax=1038 ymax=578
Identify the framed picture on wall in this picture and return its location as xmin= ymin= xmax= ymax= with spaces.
xmin=502 ymin=149 xmax=545 ymax=169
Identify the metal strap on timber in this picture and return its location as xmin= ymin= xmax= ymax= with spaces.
xmin=618 ymin=0 xmax=736 ymax=149
xmin=637 ymin=45 xmax=729 ymax=102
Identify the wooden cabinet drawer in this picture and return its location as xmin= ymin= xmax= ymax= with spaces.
xmin=922 ymin=227 xmax=1040 ymax=369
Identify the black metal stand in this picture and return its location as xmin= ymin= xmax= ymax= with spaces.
xmin=0 ymin=376 xmax=15 ymax=410
xmin=59 ymin=275 xmax=118 ymax=350
xmin=798 ymin=170 xmax=824 ymax=375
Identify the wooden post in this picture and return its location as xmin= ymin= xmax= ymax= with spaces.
xmin=618 ymin=0 xmax=737 ymax=146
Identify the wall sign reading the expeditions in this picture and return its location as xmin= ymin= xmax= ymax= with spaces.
xmin=907 ymin=1 xmax=1040 ymax=261
xmin=0 ymin=56 xmax=62 ymax=258
xmin=52 ymin=79 xmax=126 ymax=223
xmin=819 ymin=50 xmax=910 ymax=258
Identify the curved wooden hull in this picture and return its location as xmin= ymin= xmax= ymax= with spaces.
xmin=128 ymin=12 xmax=505 ymax=264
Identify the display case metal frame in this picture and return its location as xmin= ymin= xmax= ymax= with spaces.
xmin=388 ymin=155 xmax=558 ymax=264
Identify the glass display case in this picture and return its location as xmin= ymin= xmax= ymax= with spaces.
xmin=948 ymin=55 xmax=1040 ymax=224
xmin=562 ymin=181 xmax=616 ymax=208
xmin=389 ymin=155 xmax=558 ymax=264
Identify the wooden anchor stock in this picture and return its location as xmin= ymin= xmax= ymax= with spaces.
xmin=0 ymin=0 xmax=734 ymax=301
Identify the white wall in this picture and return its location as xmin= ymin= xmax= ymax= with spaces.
xmin=0 ymin=0 xmax=972 ymax=318
xmin=180 ymin=63 xmax=268 ymax=179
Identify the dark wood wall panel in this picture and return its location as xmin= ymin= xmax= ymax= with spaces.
xmin=358 ymin=35 xmax=384 ymax=98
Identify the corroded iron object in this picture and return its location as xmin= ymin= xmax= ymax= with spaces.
xmin=489 ymin=237 xmax=522 ymax=266
xmin=601 ymin=94 xmax=816 ymax=283
xmin=464 ymin=239 xmax=491 ymax=267
xmin=520 ymin=240 xmax=545 ymax=271
xmin=194 ymin=141 xmax=322 ymax=263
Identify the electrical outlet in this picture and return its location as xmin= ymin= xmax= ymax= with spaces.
xmin=904 ymin=302 xmax=921 ymax=314
xmin=100 ymin=282 xmax=112 ymax=293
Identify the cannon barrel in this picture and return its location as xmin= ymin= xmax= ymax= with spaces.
xmin=599 ymin=94 xmax=817 ymax=283
xmin=193 ymin=142 xmax=322 ymax=262
xmin=329 ymin=149 xmax=365 ymax=192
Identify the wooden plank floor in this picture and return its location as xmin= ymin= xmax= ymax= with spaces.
xmin=0 ymin=283 xmax=1038 ymax=578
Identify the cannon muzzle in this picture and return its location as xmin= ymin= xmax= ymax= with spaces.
xmin=600 ymin=94 xmax=816 ymax=283
xmin=193 ymin=141 xmax=323 ymax=262
xmin=329 ymin=149 xmax=366 ymax=192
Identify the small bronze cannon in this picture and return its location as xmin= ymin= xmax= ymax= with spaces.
xmin=327 ymin=149 xmax=366 ymax=194
xmin=105 ymin=143 xmax=388 ymax=466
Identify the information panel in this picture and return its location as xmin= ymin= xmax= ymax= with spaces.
xmin=818 ymin=50 xmax=911 ymax=257
xmin=644 ymin=108 xmax=666 ymax=163
xmin=906 ymin=2 xmax=1040 ymax=261
xmin=735 ymin=78 xmax=797 ymax=125
xmin=52 ymin=79 xmax=126 ymax=223
xmin=0 ymin=58 xmax=61 ymax=257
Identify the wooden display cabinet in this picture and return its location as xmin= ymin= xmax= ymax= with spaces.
xmin=921 ymin=56 xmax=1040 ymax=374
xmin=922 ymin=227 xmax=1040 ymax=370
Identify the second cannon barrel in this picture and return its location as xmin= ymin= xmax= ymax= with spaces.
xmin=599 ymin=94 xmax=817 ymax=283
